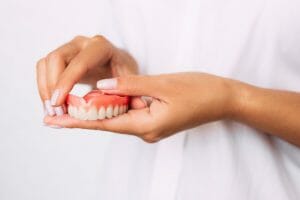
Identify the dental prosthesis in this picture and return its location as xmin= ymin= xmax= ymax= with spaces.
xmin=66 ymin=90 xmax=129 ymax=120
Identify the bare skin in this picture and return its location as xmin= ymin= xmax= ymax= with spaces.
xmin=37 ymin=35 xmax=300 ymax=146
xmin=36 ymin=35 xmax=145 ymax=114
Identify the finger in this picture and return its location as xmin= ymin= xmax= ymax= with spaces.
xmin=97 ymin=75 xmax=167 ymax=98
xmin=111 ymin=49 xmax=139 ymax=77
xmin=46 ymin=37 xmax=88 ymax=96
xmin=46 ymin=42 xmax=81 ymax=90
xmin=130 ymin=97 xmax=148 ymax=109
xmin=44 ymin=108 xmax=152 ymax=135
xmin=50 ymin=36 xmax=113 ymax=107
xmin=36 ymin=58 xmax=55 ymax=116
xmin=45 ymin=41 xmax=84 ymax=115
xmin=36 ymin=58 xmax=49 ymax=100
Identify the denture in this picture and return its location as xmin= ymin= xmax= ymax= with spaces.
xmin=66 ymin=90 xmax=129 ymax=120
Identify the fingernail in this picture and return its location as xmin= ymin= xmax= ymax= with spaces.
xmin=141 ymin=96 xmax=153 ymax=106
xmin=97 ymin=78 xmax=117 ymax=90
xmin=140 ymin=96 xmax=148 ymax=106
xmin=44 ymin=107 xmax=48 ymax=117
xmin=44 ymin=100 xmax=55 ymax=116
xmin=54 ymin=106 xmax=64 ymax=116
xmin=48 ymin=125 xmax=63 ymax=129
xmin=51 ymin=89 xmax=60 ymax=106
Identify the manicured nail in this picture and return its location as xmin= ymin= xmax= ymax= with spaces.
xmin=48 ymin=125 xmax=63 ymax=129
xmin=141 ymin=96 xmax=153 ymax=106
xmin=51 ymin=89 xmax=60 ymax=106
xmin=44 ymin=107 xmax=48 ymax=117
xmin=140 ymin=96 xmax=148 ymax=106
xmin=97 ymin=78 xmax=117 ymax=90
xmin=44 ymin=100 xmax=55 ymax=116
xmin=54 ymin=106 xmax=64 ymax=116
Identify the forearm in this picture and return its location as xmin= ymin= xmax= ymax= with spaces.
xmin=230 ymin=81 xmax=300 ymax=146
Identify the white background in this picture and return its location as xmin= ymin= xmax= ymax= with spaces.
xmin=0 ymin=1 xmax=115 ymax=199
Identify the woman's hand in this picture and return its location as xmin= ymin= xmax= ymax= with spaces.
xmin=44 ymin=72 xmax=300 ymax=146
xmin=44 ymin=72 xmax=237 ymax=142
xmin=36 ymin=35 xmax=138 ymax=116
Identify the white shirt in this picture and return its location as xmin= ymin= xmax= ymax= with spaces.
xmin=98 ymin=0 xmax=300 ymax=199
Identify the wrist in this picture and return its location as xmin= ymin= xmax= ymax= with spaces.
xmin=205 ymin=77 xmax=243 ymax=121
xmin=225 ymin=79 xmax=257 ymax=121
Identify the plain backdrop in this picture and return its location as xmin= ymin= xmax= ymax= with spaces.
xmin=0 ymin=1 xmax=118 ymax=199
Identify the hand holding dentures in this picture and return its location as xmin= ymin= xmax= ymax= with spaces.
xmin=36 ymin=35 xmax=139 ymax=117
xmin=44 ymin=73 xmax=235 ymax=143
xmin=38 ymin=35 xmax=235 ymax=142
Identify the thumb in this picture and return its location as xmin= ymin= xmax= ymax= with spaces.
xmin=97 ymin=75 xmax=164 ymax=97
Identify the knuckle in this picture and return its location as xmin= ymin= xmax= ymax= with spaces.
xmin=91 ymin=35 xmax=113 ymax=56
xmin=72 ymin=35 xmax=89 ymax=48
xmin=47 ymin=51 xmax=63 ymax=63
xmin=91 ymin=34 xmax=107 ymax=43
xmin=72 ymin=35 xmax=87 ymax=42
xmin=36 ymin=58 xmax=45 ymax=69
xmin=142 ymin=133 xmax=160 ymax=143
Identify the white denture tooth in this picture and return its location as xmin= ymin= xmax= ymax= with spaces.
xmin=87 ymin=107 xmax=98 ymax=120
xmin=72 ymin=106 xmax=76 ymax=117
xmin=113 ymin=105 xmax=119 ymax=117
xmin=119 ymin=105 xmax=124 ymax=114
xmin=72 ymin=107 xmax=78 ymax=118
xmin=98 ymin=107 xmax=106 ymax=120
xmin=78 ymin=107 xmax=88 ymax=120
xmin=69 ymin=106 xmax=78 ymax=118
xmin=75 ymin=107 xmax=82 ymax=120
xmin=106 ymin=105 xmax=113 ymax=118
xmin=70 ymin=106 xmax=78 ymax=118
xmin=124 ymin=105 xmax=128 ymax=113
xmin=68 ymin=106 xmax=74 ymax=117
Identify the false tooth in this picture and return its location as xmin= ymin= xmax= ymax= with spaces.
xmin=106 ymin=105 xmax=113 ymax=118
xmin=113 ymin=105 xmax=119 ymax=117
xmin=68 ymin=106 xmax=74 ymax=117
xmin=72 ymin=107 xmax=78 ymax=118
xmin=69 ymin=106 xmax=78 ymax=118
xmin=98 ymin=107 xmax=106 ymax=120
xmin=122 ymin=105 xmax=126 ymax=114
xmin=78 ymin=107 xmax=88 ymax=120
xmin=87 ymin=107 xmax=98 ymax=120
xmin=119 ymin=105 xmax=124 ymax=114
xmin=124 ymin=105 xmax=128 ymax=113
xmin=122 ymin=105 xmax=127 ymax=114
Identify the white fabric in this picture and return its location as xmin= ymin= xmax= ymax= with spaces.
xmin=98 ymin=0 xmax=300 ymax=199
xmin=147 ymin=133 xmax=185 ymax=200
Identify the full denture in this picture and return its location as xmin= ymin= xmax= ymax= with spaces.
xmin=66 ymin=90 xmax=129 ymax=120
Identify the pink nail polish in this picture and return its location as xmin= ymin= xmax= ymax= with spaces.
xmin=54 ymin=106 xmax=64 ymax=116
xmin=97 ymin=78 xmax=117 ymax=90
xmin=51 ymin=89 xmax=60 ymax=106
xmin=44 ymin=100 xmax=55 ymax=116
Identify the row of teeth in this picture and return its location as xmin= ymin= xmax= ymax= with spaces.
xmin=68 ymin=105 xmax=128 ymax=120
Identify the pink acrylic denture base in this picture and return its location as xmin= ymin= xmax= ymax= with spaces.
xmin=66 ymin=90 xmax=129 ymax=110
